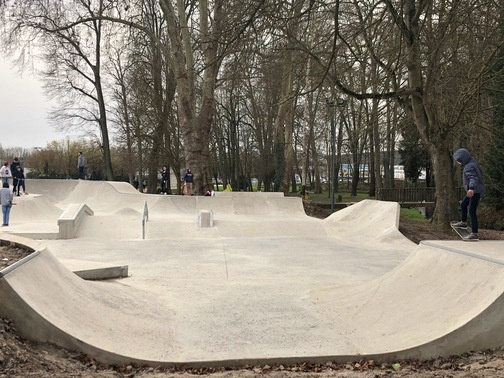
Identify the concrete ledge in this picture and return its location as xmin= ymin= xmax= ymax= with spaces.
xmin=73 ymin=265 xmax=129 ymax=281
xmin=198 ymin=209 xmax=214 ymax=227
xmin=58 ymin=203 xmax=94 ymax=239
xmin=6 ymin=232 xmax=59 ymax=240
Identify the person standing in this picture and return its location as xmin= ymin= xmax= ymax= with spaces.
xmin=184 ymin=168 xmax=194 ymax=195
xmin=10 ymin=157 xmax=21 ymax=188
xmin=0 ymin=162 xmax=12 ymax=185
xmin=77 ymin=152 xmax=87 ymax=179
xmin=452 ymin=148 xmax=485 ymax=241
xmin=13 ymin=166 xmax=27 ymax=196
xmin=160 ymin=166 xmax=169 ymax=194
xmin=0 ymin=182 xmax=13 ymax=227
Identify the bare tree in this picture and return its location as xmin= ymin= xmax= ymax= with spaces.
xmin=305 ymin=0 xmax=504 ymax=227
xmin=380 ymin=0 xmax=503 ymax=227
xmin=3 ymin=0 xmax=116 ymax=179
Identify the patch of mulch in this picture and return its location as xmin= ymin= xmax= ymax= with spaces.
xmin=0 ymin=243 xmax=33 ymax=270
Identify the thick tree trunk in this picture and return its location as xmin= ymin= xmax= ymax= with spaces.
xmin=184 ymin=114 xmax=213 ymax=194
xmin=430 ymin=144 xmax=458 ymax=225
xmin=273 ymin=57 xmax=293 ymax=193
xmin=400 ymin=0 xmax=457 ymax=229
xmin=159 ymin=0 xmax=222 ymax=195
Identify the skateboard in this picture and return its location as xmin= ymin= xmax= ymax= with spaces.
xmin=450 ymin=221 xmax=478 ymax=241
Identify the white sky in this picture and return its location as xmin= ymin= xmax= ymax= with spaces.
xmin=0 ymin=56 xmax=64 ymax=149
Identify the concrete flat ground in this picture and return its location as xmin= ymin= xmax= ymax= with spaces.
xmin=1 ymin=179 xmax=504 ymax=367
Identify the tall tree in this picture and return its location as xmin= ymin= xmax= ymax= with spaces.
xmin=381 ymin=0 xmax=503 ymax=227
xmin=314 ymin=0 xmax=503 ymax=228
xmin=3 ymin=0 xmax=116 ymax=179
xmin=157 ymin=0 xmax=269 ymax=194
xmin=483 ymin=35 xmax=504 ymax=210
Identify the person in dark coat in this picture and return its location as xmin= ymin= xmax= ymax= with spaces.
xmin=13 ymin=166 xmax=27 ymax=196
xmin=10 ymin=157 xmax=21 ymax=188
xmin=184 ymin=168 xmax=194 ymax=195
xmin=160 ymin=166 xmax=169 ymax=194
xmin=452 ymin=148 xmax=485 ymax=240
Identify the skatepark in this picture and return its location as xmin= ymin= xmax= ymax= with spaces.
xmin=1 ymin=179 xmax=504 ymax=368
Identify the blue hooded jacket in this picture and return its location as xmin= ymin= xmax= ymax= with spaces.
xmin=453 ymin=148 xmax=485 ymax=196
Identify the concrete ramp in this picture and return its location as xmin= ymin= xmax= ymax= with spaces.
xmin=5 ymin=195 xmax=63 ymax=239
xmin=25 ymin=180 xmax=305 ymax=218
xmin=323 ymin=199 xmax=411 ymax=249
xmin=2 ymin=234 xmax=504 ymax=367
xmin=25 ymin=179 xmax=79 ymax=202
xmin=2 ymin=181 xmax=504 ymax=367
xmin=11 ymin=195 xmax=63 ymax=221
xmin=58 ymin=181 xmax=144 ymax=211
xmin=0 ymin=241 xmax=178 ymax=365
xmin=310 ymin=241 xmax=504 ymax=360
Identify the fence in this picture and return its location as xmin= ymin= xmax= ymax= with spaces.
xmin=376 ymin=187 xmax=465 ymax=204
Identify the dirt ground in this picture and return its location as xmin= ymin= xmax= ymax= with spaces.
xmin=1 ymin=204 xmax=504 ymax=377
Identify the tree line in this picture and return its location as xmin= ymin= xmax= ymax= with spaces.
xmin=1 ymin=0 xmax=504 ymax=230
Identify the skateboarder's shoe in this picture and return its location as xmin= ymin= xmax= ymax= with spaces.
xmin=463 ymin=233 xmax=479 ymax=241
xmin=452 ymin=221 xmax=467 ymax=228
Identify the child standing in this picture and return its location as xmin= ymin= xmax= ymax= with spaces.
xmin=0 ymin=182 xmax=13 ymax=227
xmin=0 ymin=162 xmax=12 ymax=185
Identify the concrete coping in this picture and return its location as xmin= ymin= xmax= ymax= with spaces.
xmin=0 ymin=235 xmax=43 ymax=278
xmin=57 ymin=203 xmax=94 ymax=239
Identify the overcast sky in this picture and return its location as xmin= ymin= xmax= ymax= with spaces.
xmin=0 ymin=56 xmax=64 ymax=149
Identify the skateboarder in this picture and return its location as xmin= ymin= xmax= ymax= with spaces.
xmin=452 ymin=148 xmax=485 ymax=241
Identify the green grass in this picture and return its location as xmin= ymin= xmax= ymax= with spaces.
xmin=400 ymin=207 xmax=429 ymax=222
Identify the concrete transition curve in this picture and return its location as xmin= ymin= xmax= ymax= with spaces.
xmin=0 ymin=179 xmax=504 ymax=368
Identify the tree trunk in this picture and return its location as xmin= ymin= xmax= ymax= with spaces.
xmin=371 ymin=61 xmax=382 ymax=192
xmin=273 ymin=57 xmax=292 ymax=192
xmin=160 ymin=0 xmax=223 ymax=195
xmin=391 ymin=0 xmax=458 ymax=229
xmin=310 ymin=133 xmax=322 ymax=194
xmin=430 ymin=144 xmax=457 ymax=225
xmin=94 ymin=72 xmax=114 ymax=180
